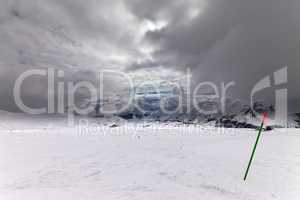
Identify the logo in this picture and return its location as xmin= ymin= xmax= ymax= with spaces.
xmin=251 ymin=67 xmax=288 ymax=127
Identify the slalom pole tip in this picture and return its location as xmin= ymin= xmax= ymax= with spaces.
xmin=262 ymin=112 xmax=268 ymax=123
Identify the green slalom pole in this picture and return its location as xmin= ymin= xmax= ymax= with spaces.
xmin=243 ymin=112 xmax=268 ymax=181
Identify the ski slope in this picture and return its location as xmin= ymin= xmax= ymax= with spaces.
xmin=0 ymin=117 xmax=299 ymax=200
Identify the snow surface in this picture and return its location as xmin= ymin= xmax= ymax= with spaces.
xmin=0 ymin=115 xmax=300 ymax=200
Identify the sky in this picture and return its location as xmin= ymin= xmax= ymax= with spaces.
xmin=0 ymin=0 xmax=299 ymax=112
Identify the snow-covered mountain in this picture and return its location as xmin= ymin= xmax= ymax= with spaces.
xmin=79 ymin=93 xmax=292 ymax=130
xmin=288 ymin=113 xmax=300 ymax=128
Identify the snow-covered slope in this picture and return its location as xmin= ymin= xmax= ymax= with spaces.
xmin=0 ymin=119 xmax=299 ymax=200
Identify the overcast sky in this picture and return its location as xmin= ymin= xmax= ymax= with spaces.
xmin=0 ymin=0 xmax=299 ymax=112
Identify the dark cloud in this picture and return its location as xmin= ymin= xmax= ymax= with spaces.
xmin=129 ymin=0 xmax=300 ymax=111
xmin=125 ymin=0 xmax=183 ymax=22
xmin=0 ymin=0 xmax=141 ymax=112
xmin=0 ymin=0 xmax=299 ymax=112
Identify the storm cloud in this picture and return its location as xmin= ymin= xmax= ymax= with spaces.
xmin=0 ymin=0 xmax=299 ymax=112
xmin=128 ymin=0 xmax=300 ymax=111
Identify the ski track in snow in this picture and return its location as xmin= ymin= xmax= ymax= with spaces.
xmin=0 ymin=118 xmax=299 ymax=200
